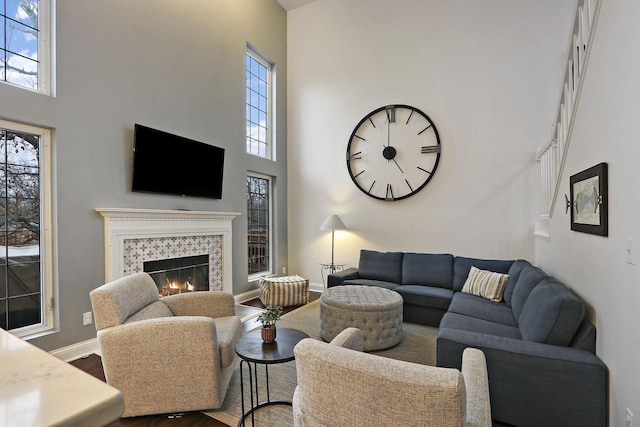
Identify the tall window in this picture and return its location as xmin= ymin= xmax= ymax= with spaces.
xmin=245 ymin=48 xmax=273 ymax=159
xmin=247 ymin=174 xmax=272 ymax=278
xmin=1 ymin=0 xmax=51 ymax=93
xmin=0 ymin=119 xmax=53 ymax=336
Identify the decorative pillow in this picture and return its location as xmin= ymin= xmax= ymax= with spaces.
xmin=461 ymin=266 xmax=509 ymax=302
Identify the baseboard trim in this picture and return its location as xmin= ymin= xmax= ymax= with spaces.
xmin=50 ymin=337 xmax=100 ymax=362
xmin=234 ymin=288 xmax=261 ymax=303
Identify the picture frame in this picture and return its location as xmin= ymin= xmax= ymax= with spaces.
xmin=569 ymin=162 xmax=608 ymax=236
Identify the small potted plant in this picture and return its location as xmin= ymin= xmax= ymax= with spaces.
xmin=256 ymin=306 xmax=284 ymax=343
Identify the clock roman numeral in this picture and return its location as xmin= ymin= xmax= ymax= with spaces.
xmin=421 ymin=145 xmax=440 ymax=154
xmin=347 ymin=151 xmax=362 ymax=161
xmin=418 ymin=125 xmax=433 ymax=135
xmin=386 ymin=106 xmax=396 ymax=123
xmin=386 ymin=183 xmax=394 ymax=200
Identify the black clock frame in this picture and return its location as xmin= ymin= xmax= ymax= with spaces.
xmin=346 ymin=104 xmax=441 ymax=201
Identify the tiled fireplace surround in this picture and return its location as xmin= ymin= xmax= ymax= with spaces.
xmin=96 ymin=208 xmax=240 ymax=294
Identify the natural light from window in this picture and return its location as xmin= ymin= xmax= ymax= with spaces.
xmin=1 ymin=0 xmax=50 ymax=93
xmin=245 ymin=49 xmax=272 ymax=159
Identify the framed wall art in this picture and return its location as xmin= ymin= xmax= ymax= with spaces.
xmin=569 ymin=162 xmax=608 ymax=236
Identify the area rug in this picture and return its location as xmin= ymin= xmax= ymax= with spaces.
xmin=204 ymin=300 xmax=438 ymax=426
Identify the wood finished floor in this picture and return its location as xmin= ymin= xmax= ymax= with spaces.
xmin=69 ymin=292 xmax=321 ymax=427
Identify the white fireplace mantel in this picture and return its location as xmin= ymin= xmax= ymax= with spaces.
xmin=96 ymin=208 xmax=240 ymax=294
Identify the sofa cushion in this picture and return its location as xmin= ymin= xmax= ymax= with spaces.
xmin=510 ymin=266 xmax=549 ymax=319
xmin=452 ymin=257 xmax=514 ymax=292
xmin=358 ymin=250 xmax=403 ymax=283
xmin=502 ymin=259 xmax=532 ymax=305
xmin=401 ymin=253 xmax=454 ymax=289
xmin=447 ymin=292 xmax=517 ymax=327
xmin=518 ymin=280 xmax=585 ymax=346
xmin=461 ymin=266 xmax=509 ymax=302
xmin=394 ymin=285 xmax=453 ymax=310
xmin=439 ymin=312 xmax=521 ymax=340
xmin=343 ymin=278 xmax=400 ymax=290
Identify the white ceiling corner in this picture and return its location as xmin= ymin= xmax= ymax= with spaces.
xmin=276 ymin=0 xmax=318 ymax=11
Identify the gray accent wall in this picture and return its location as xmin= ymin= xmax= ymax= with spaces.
xmin=0 ymin=0 xmax=287 ymax=351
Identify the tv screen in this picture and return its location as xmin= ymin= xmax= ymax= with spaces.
xmin=132 ymin=124 xmax=224 ymax=199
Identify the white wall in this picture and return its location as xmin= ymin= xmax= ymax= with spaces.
xmin=0 ymin=0 xmax=287 ymax=351
xmin=287 ymin=0 xmax=576 ymax=284
xmin=536 ymin=0 xmax=640 ymax=424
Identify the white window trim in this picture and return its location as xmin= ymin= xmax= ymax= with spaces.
xmin=246 ymin=46 xmax=275 ymax=161
xmin=247 ymin=172 xmax=273 ymax=281
xmin=0 ymin=0 xmax=52 ymax=95
xmin=0 ymin=119 xmax=55 ymax=338
xmin=39 ymin=0 xmax=53 ymax=96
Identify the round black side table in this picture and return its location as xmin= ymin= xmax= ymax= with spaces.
xmin=234 ymin=327 xmax=309 ymax=427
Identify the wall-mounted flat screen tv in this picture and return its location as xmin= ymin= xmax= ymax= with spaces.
xmin=132 ymin=124 xmax=224 ymax=199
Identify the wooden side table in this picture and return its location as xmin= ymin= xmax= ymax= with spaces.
xmin=234 ymin=327 xmax=309 ymax=426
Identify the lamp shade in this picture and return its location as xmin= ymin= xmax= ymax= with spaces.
xmin=319 ymin=214 xmax=348 ymax=231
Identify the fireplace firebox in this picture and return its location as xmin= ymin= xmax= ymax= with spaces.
xmin=143 ymin=255 xmax=209 ymax=296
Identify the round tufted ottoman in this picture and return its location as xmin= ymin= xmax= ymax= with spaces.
xmin=320 ymin=285 xmax=403 ymax=351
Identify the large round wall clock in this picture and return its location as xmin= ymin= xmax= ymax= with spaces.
xmin=346 ymin=104 xmax=441 ymax=201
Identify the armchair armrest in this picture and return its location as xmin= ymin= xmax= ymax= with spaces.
xmin=161 ymin=291 xmax=236 ymax=318
xmin=327 ymin=268 xmax=359 ymax=287
xmin=461 ymin=348 xmax=491 ymax=427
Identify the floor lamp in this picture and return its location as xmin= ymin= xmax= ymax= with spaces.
xmin=319 ymin=213 xmax=348 ymax=273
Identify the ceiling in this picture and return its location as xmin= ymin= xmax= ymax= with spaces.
xmin=276 ymin=0 xmax=317 ymax=11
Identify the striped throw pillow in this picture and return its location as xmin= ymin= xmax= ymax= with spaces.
xmin=461 ymin=266 xmax=509 ymax=302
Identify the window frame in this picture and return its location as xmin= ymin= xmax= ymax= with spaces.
xmin=246 ymin=172 xmax=273 ymax=281
xmin=0 ymin=119 xmax=54 ymax=338
xmin=0 ymin=0 xmax=52 ymax=95
xmin=245 ymin=47 xmax=274 ymax=160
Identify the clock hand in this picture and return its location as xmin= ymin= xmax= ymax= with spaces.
xmin=392 ymin=159 xmax=404 ymax=173
xmin=382 ymin=145 xmax=403 ymax=173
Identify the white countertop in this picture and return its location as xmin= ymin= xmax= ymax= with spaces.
xmin=0 ymin=328 xmax=123 ymax=427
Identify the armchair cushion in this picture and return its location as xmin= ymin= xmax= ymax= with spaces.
xmin=125 ymin=301 xmax=173 ymax=324
xmin=91 ymin=272 xmax=160 ymax=330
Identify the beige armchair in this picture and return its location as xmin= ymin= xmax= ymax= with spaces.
xmin=293 ymin=328 xmax=491 ymax=427
xmin=89 ymin=272 xmax=242 ymax=417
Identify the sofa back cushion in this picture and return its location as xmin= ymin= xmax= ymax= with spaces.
xmin=518 ymin=280 xmax=585 ymax=346
xmin=452 ymin=257 xmax=514 ymax=292
xmin=401 ymin=253 xmax=454 ymax=289
xmin=502 ymin=259 xmax=532 ymax=305
xmin=510 ymin=266 xmax=548 ymax=318
xmin=358 ymin=250 xmax=403 ymax=283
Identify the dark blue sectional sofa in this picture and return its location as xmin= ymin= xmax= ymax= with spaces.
xmin=328 ymin=249 xmax=607 ymax=427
